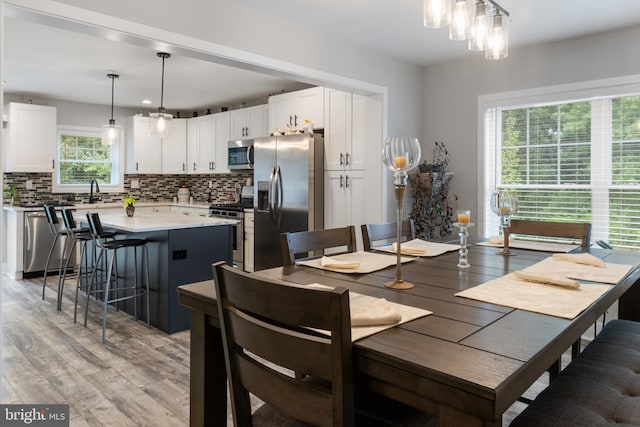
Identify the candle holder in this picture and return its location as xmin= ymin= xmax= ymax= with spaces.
xmin=454 ymin=221 xmax=474 ymax=269
xmin=490 ymin=191 xmax=519 ymax=256
xmin=382 ymin=137 xmax=421 ymax=290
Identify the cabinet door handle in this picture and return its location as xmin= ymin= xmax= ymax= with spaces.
xmin=193 ymin=162 xmax=197 ymax=171
xmin=345 ymin=153 xmax=350 ymax=166
xmin=212 ymin=161 xmax=215 ymax=170
xmin=339 ymin=153 xmax=344 ymax=166
xmin=345 ymin=175 xmax=350 ymax=188
xmin=339 ymin=175 xmax=344 ymax=188
xmin=182 ymin=163 xmax=186 ymax=172
xmin=52 ymin=159 xmax=55 ymax=170
xmin=294 ymin=115 xmax=298 ymax=126
xmin=136 ymin=162 xmax=139 ymax=171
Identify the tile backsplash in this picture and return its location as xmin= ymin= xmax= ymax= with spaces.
xmin=3 ymin=172 xmax=253 ymax=206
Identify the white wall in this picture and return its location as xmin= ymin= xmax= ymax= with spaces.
xmin=423 ymin=24 xmax=640 ymax=233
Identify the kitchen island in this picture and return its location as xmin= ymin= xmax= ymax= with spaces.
xmin=79 ymin=213 xmax=236 ymax=334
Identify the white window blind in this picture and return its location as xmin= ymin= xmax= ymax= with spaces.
xmin=485 ymin=94 xmax=640 ymax=250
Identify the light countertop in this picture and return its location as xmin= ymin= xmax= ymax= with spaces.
xmin=84 ymin=213 xmax=236 ymax=233
xmin=3 ymin=201 xmax=211 ymax=212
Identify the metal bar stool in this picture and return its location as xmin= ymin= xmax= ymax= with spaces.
xmin=42 ymin=205 xmax=69 ymax=302
xmin=84 ymin=212 xmax=150 ymax=343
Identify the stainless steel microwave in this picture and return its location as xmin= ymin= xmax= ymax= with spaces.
xmin=228 ymin=139 xmax=254 ymax=170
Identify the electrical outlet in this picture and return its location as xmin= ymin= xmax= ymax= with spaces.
xmin=26 ymin=180 xmax=33 ymax=190
xmin=131 ymin=179 xmax=140 ymax=189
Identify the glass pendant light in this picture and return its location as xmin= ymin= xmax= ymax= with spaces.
xmin=449 ymin=0 xmax=471 ymax=41
xmin=423 ymin=0 xmax=451 ymax=29
xmin=485 ymin=9 xmax=508 ymax=60
xmin=101 ymin=72 xmax=120 ymax=146
xmin=149 ymin=52 xmax=173 ymax=137
xmin=468 ymin=0 xmax=489 ymax=51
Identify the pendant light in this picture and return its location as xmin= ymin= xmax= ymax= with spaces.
xmin=468 ymin=0 xmax=489 ymax=51
xmin=149 ymin=52 xmax=173 ymax=137
xmin=101 ymin=72 xmax=120 ymax=146
xmin=449 ymin=0 xmax=471 ymax=41
xmin=423 ymin=0 xmax=450 ymax=29
xmin=485 ymin=8 xmax=508 ymax=60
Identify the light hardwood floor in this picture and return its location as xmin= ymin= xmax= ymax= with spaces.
xmin=1 ymin=273 xmax=572 ymax=426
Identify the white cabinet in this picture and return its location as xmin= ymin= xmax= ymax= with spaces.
xmin=324 ymin=171 xmax=368 ymax=250
xmin=5 ymin=102 xmax=56 ymax=173
xmin=126 ymin=116 xmax=162 ymax=174
xmin=244 ymin=210 xmax=254 ymax=272
xmin=187 ymin=112 xmax=229 ymax=174
xmin=229 ymin=105 xmax=267 ymax=140
xmin=324 ymin=90 xmax=370 ymax=171
xmin=268 ymin=86 xmax=324 ymax=134
xmin=161 ymin=119 xmax=188 ymax=174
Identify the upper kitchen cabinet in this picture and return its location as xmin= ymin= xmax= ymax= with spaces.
xmin=5 ymin=102 xmax=57 ymax=173
xmin=126 ymin=116 xmax=162 ymax=174
xmin=268 ymin=86 xmax=324 ymax=134
xmin=161 ymin=118 xmax=188 ymax=174
xmin=229 ymin=105 xmax=267 ymax=140
xmin=324 ymin=90 xmax=376 ymax=171
xmin=187 ymin=112 xmax=230 ymax=174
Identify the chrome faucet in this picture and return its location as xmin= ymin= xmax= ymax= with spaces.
xmin=89 ymin=179 xmax=100 ymax=204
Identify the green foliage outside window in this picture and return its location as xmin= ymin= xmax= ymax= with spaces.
xmin=58 ymin=134 xmax=112 ymax=184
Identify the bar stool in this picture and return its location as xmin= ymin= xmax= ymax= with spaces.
xmin=42 ymin=205 xmax=69 ymax=302
xmin=84 ymin=212 xmax=150 ymax=343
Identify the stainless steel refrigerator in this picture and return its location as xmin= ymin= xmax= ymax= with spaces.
xmin=253 ymin=134 xmax=324 ymax=271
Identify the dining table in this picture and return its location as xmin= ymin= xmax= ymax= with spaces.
xmin=177 ymin=239 xmax=640 ymax=427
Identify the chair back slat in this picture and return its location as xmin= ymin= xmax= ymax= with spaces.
xmin=43 ymin=205 xmax=58 ymax=225
xmin=510 ymin=219 xmax=591 ymax=248
xmin=361 ymin=220 xmax=416 ymax=251
xmin=213 ymin=261 xmax=353 ymax=427
xmin=280 ymin=226 xmax=357 ymax=266
xmin=61 ymin=208 xmax=77 ymax=230
xmin=86 ymin=212 xmax=107 ymax=239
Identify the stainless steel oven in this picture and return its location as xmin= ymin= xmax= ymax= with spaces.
xmin=209 ymin=205 xmax=245 ymax=270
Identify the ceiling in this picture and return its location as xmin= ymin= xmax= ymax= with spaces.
xmin=5 ymin=0 xmax=640 ymax=112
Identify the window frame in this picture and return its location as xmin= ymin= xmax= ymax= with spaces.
xmin=52 ymin=125 xmax=124 ymax=193
xmin=478 ymin=74 xmax=640 ymax=243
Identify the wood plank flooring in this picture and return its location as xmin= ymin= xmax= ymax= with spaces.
xmin=0 ymin=273 xmax=579 ymax=426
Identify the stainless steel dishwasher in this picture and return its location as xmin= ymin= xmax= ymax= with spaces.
xmin=24 ymin=210 xmax=74 ymax=275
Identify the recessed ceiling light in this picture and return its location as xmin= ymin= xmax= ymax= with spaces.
xmin=141 ymin=99 xmax=152 ymax=105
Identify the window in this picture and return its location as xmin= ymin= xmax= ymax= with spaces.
xmin=482 ymin=77 xmax=640 ymax=250
xmin=53 ymin=126 xmax=123 ymax=193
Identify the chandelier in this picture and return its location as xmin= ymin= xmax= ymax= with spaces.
xmin=423 ymin=0 xmax=509 ymax=60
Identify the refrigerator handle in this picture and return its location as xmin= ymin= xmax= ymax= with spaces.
xmin=275 ymin=165 xmax=284 ymax=228
xmin=268 ymin=165 xmax=277 ymax=227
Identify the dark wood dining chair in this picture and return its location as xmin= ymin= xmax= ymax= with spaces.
xmin=212 ymin=261 xmax=434 ymax=427
xmin=509 ymin=219 xmax=591 ymax=248
xmin=280 ymin=226 xmax=357 ymax=266
xmin=361 ymin=219 xmax=416 ymax=251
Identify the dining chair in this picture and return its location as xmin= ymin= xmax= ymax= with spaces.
xmin=212 ymin=261 xmax=434 ymax=427
xmin=280 ymin=226 xmax=357 ymax=266
xmin=509 ymin=219 xmax=591 ymax=248
xmin=361 ymin=219 xmax=416 ymax=251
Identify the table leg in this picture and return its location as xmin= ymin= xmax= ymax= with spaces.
xmin=189 ymin=310 xmax=227 ymax=427
xmin=439 ymin=404 xmax=494 ymax=427
xmin=619 ymin=275 xmax=640 ymax=322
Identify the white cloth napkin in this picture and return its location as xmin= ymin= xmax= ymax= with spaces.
xmin=320 ymin=256 xmax=360 ymax=269
xmin=391 ymin=242 xmax=426 ymax=256
xmin=513 ymin=271 xmax=581 ymax=289
xmin=350 ymin=296 xmax=402 ymax=326
xmin=552 ymin=253 xmax=605 ymax=267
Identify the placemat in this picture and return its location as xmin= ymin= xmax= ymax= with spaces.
xmin=308 ymin=284 xmax=432 ymax=341
xmin=297 ymin=251 xmax=415 ymax=274
xmin=523 ymin=257 xmax=633 ymax=284
xmin=376 ymin=238 xmax=459 ymax=257
xmin=455 ymin=273 xmax=611 ymax=319
xmin=477 ymin=238 xmax=580 ymax=253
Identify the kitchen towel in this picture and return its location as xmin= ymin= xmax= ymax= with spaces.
xmin=376 ymin=238 xmax=459 ymax=257
xmin=456 ymin=273 xmax=611 ymax=319
xmin=297 ymin=251 xmax=415 ymax=274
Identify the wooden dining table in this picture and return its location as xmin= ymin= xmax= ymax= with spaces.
xmin=177 ymin=241 xmax=640 ymax=427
